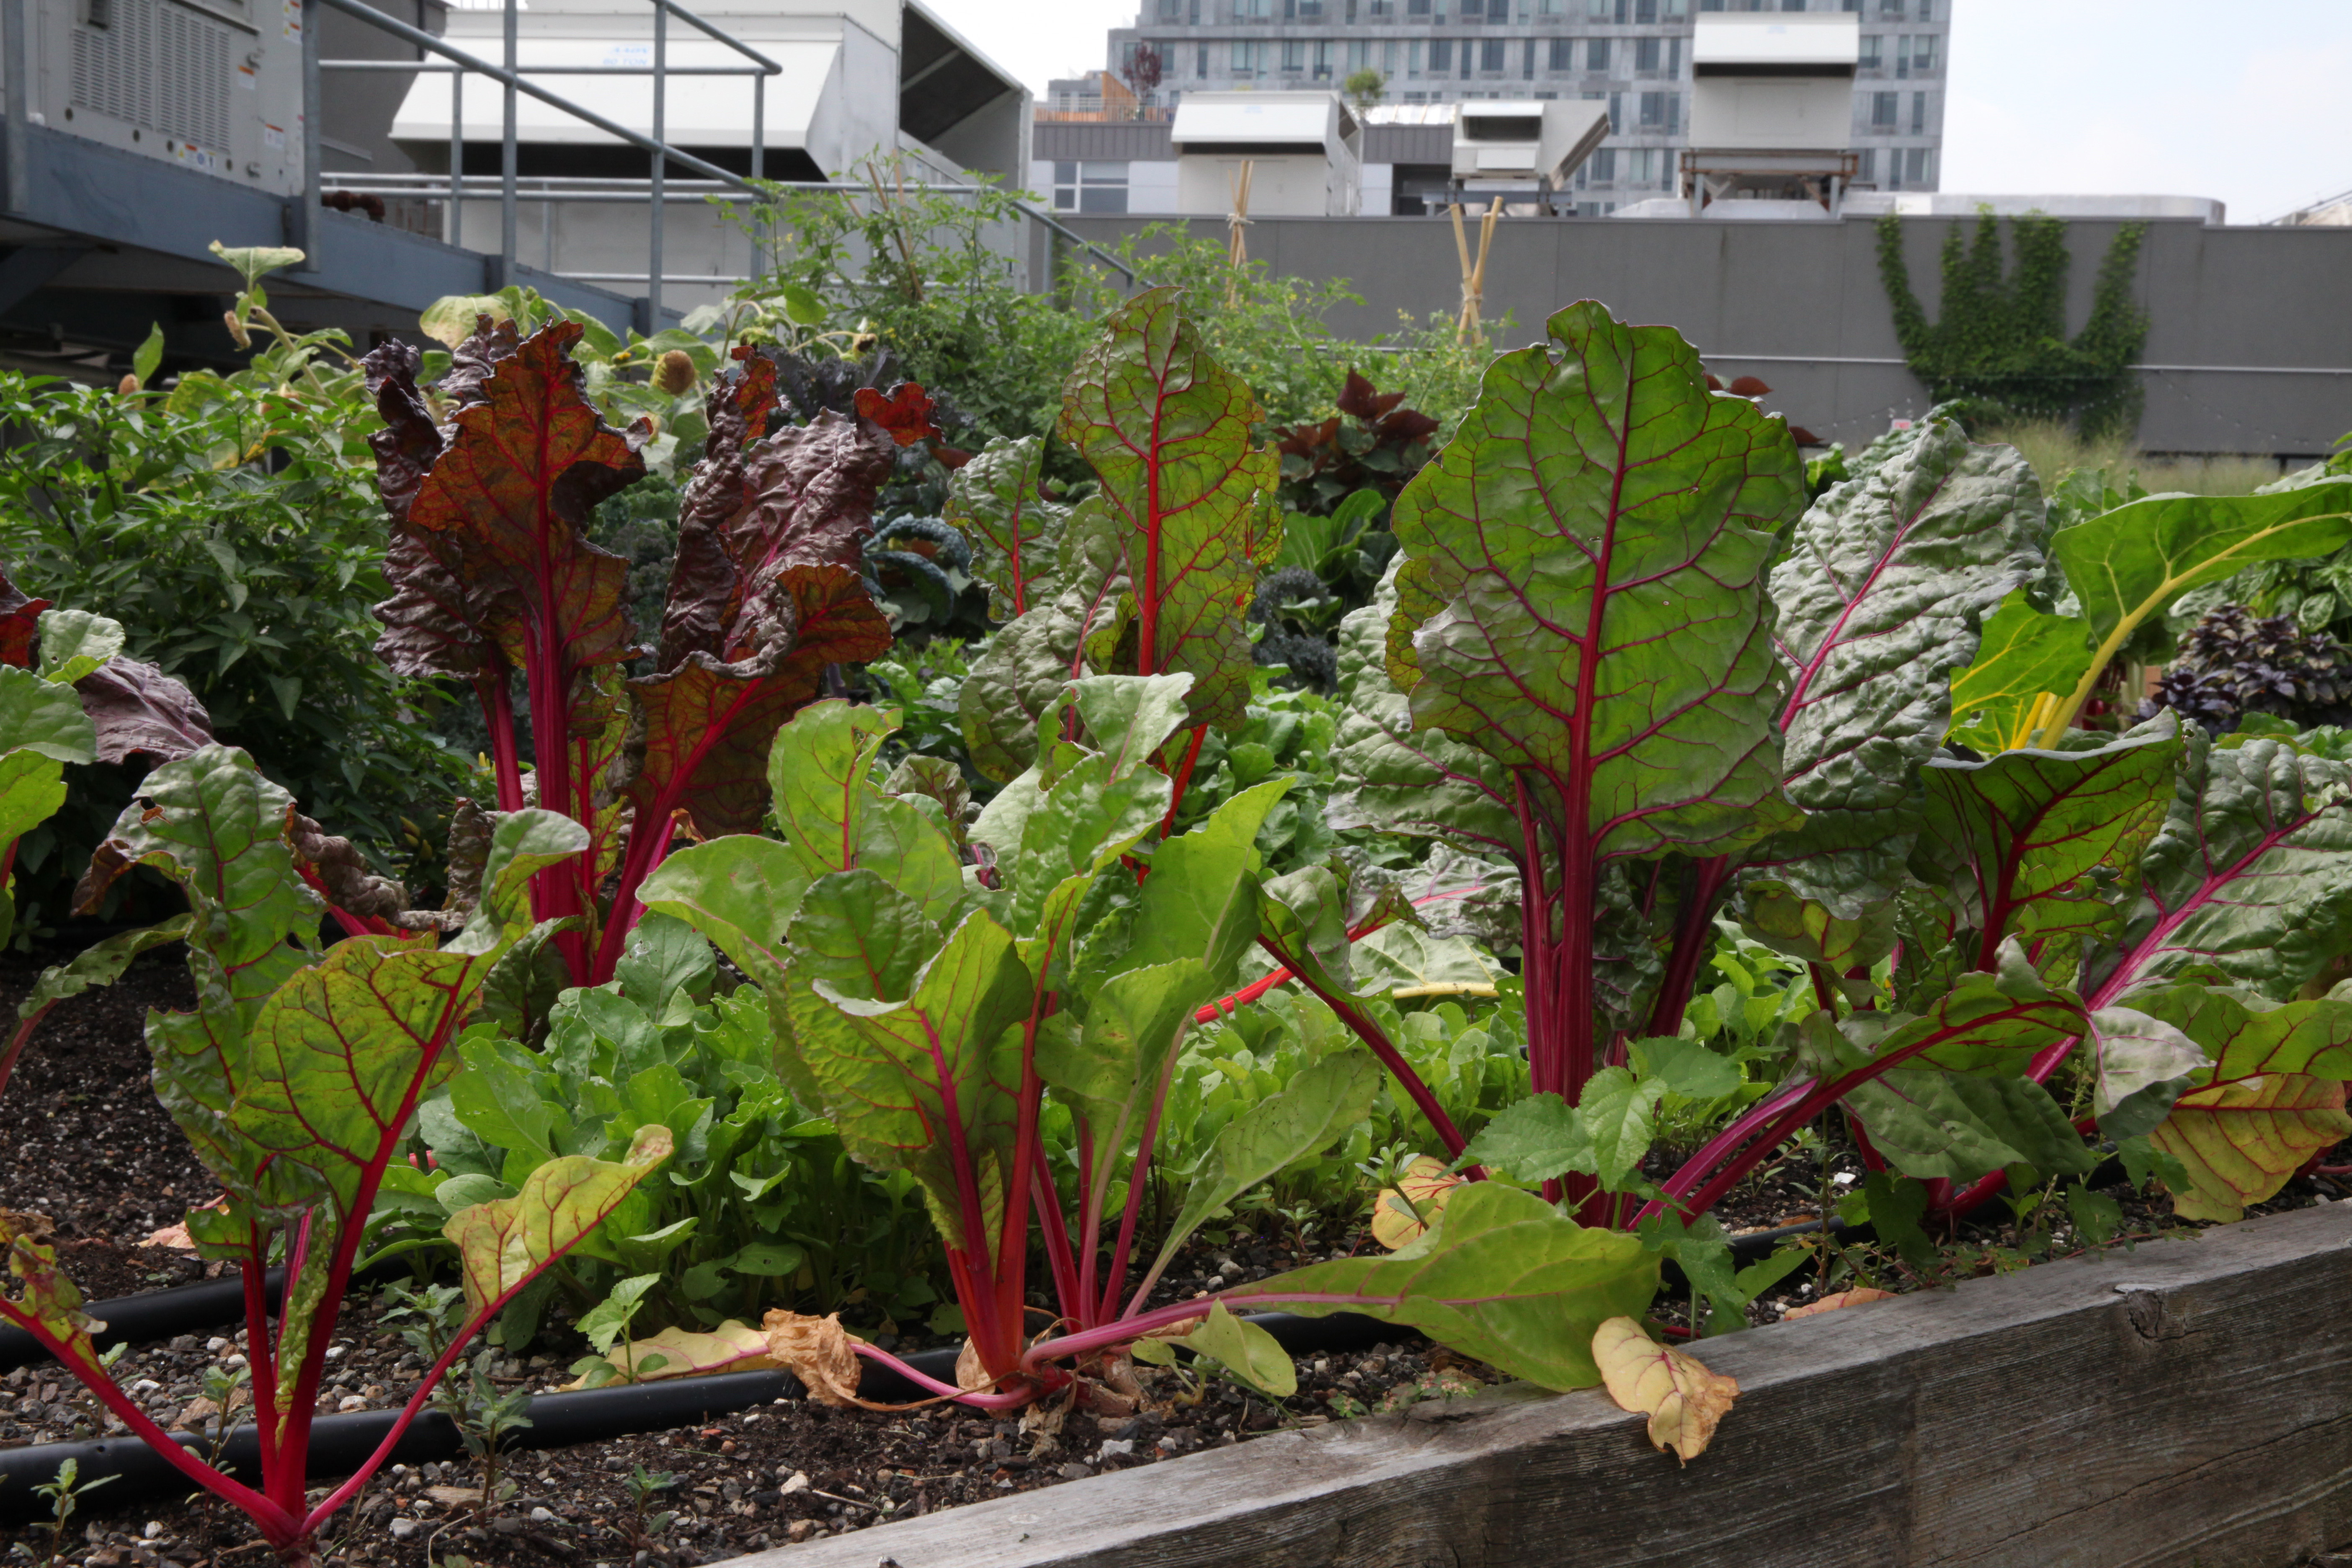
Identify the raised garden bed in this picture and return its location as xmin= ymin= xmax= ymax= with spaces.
xmin=731 ymin=1199 xmax=2352 ymax=1568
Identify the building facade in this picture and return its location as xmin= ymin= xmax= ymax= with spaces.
xmin=1077 ymin=0 xmax=1947 ymax=214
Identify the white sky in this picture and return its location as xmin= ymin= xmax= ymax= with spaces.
xmin=922 ymin=0 xmax=2352 ymax=223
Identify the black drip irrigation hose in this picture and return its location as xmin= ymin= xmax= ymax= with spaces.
xmin=0 ymin=1260 xmax=415 ymax=1376
xmin=0 ymin=1311 xmax=1416 ymax=1522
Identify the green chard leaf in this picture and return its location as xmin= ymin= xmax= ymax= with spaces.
xmin=1761 ymin=415 xmax=2048 ymax=897
xmin=1911 ymin=716 xmax=2184 ymax=975
xmin=948 ymin=434 xmax=1071 ymax=622
xmin=1057 ymin=286 xmax=1279 ymax=736
xmin=2095 ymin=731 xmax=2352 ymax=1002
xmin=766 ymin=700 xmax=964 ymax=927
xmin=2032 ymin=479 xmax=2352 ymax=744
xmin=1383 ymin=300 xmax=1805 ymax=872
xmin=958 ymin=498 xmax=1129 ymax=784
xmin=778 ymin=908 xmax=1033 ymax=1256
xmin=1218 ymin=1183 xmax=1661 ymax=1391
xmin=34 ymin=609 xmax=126 ymax=687
xmin=2122 ymin=985 xmax=2352 ymax=1221
xmin=1327 ymin=562 xmax=1518 ymax=852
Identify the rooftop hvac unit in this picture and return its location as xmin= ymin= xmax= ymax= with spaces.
xmin=1448 ymin=99 xmax=1609 ymax=204
xmin=34 ymin=0 xmax=304 ymax=194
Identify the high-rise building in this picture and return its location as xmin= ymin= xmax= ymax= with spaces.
xmin=1081 ymin=0 xmax=1948 ymax=212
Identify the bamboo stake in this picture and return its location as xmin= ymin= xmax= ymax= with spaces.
xmin=1452 ymin=196 xmax=1502 ymax=346
xmin=1226 ymin=159 xmax=1254 ymax=306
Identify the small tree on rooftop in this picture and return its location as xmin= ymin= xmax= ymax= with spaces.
xmin=1344 ymin=68 xmax=1387 ymax=115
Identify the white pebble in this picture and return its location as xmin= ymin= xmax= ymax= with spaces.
xmin=780 ymin=1472 xmax=809 ymax=1495
xmin=1097 ymin=1439 xmax=1134 ymax=1460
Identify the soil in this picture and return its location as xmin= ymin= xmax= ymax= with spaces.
xmin=0 ymin=951 xmax=211 ymax=1262
xmin=2 ymin=945 xmax=2346 ymax=1568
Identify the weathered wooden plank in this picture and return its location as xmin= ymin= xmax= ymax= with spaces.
xmin=732 ymin=1202 xmax=2352 ymax=1568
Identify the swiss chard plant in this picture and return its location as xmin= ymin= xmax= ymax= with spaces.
xmin=633 ymin=292 xmax=1667 ymax=1405
xmin=1314 ymin=299 xmax=2352 ymax=1256
xmin=4 ymin=750 xmax=666 ymax=1568
xmin=363 ymin=319 xmax=899 ymax=988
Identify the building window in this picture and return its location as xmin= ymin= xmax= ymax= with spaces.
xmin=1158 ymin=0 xmax=1180 ymax=17
xmin=1589 ymin=147 xmax=1616 ymax=182
xmin=1315 ymin=40 xmax=1333 ymax=76
xmin=1430 ymin=38 xmax=1452 ymax=71
xmin=1460 ymin=0 xmax=1481 ymax=16
xmin=1910 ymin=90 xmax=1924 ymax=132
xmin=1408 ymin=0 xmax=1429 ymax=11
xmin=1195 ymin=42 xmax=1208 ymax=75
xmin=1052 ymin=161 xmax=1129 ymax=214
xmin=1635 ymin=36 xmax=1660 ymax=71
xmin=1549 ymin=36 xmax=1573 ymax=69
xmin=1855 ymin=147 xmax=1874 ymax=183
xmin=1588 ymin=36 xmax=1609 ymax=70
xmin=1385 ymin=38 xmax=1398 ymax=70
xmin=1906 ymin=145 xmax=1931 ymax=185
xmin=1638 ymin=88 xmax=1665 ymax=127
xmin=1348 ymin=39 xmax=1368 ymax=68
xmin=1408 ymin=38 xmax=1424 ymax=74
xmin=1871 ymin=89 xmax=1896 ymax=126
xmin=1282 ymin=38 xmax=1305 ymax=70
xmin=1609 ymin=89 xmax=1622 ymax=130
xmin=1858 ymin=34 xmax=1881 ymax=68
xmin=1894 ymin=33 xmax=1910 ymax=76
xmin=1481 ymin=38 xmax=1505 ymax=70
xmin=1523 ymin=37 xmax=1536 ymax=76
xmin=1233 ymin=38 xmax=1265 ymax=74
xmin=1635 ymin=0 xmax=1655 ymax=20
xmin=1781 ymin=0 xmax=1804 ymax=9
xmin=1912 ymin=34 xmax=1937 ymax=72
xmin=1878 ymin=0 xmax=1901 ymax=13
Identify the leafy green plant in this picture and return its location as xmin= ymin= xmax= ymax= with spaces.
xmin=1876 ymin=207 xmax=2151 ymax=437
xmin=0 ymin=296 xmax=466 ymax=902
xmin=376 ymin=915 xmax=951 ymax=1339
xmin=1 ymin=751 xmax=668 ymax=1568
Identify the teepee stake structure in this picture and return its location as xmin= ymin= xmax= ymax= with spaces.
xmin=1449 ymin=196 xmax=1502 ymax=345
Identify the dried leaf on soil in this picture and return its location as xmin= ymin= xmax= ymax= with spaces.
xmin=1783 ymin=1287 xmax=1898 ymax=1320
xmin=1592 ymin=1315 xmax=1739 ymax=1465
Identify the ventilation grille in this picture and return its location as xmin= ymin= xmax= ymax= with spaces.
xmin=71 ymin=0 xmax=232 ymax=150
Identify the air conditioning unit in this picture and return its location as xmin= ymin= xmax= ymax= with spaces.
xmin=35 ymin=0 xmax=304 ymax=195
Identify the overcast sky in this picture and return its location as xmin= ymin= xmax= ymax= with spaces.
xmin=922 ymin=0 xmax=2352 ymax=223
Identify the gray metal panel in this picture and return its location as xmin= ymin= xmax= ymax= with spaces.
xmin=1364 ymin=124 xmax=1449 ymax=165
xmin=1060 ymin=212 xmax=2352 ymax=456
xmin=1033 ymin=121 xmax=1173 ymax=162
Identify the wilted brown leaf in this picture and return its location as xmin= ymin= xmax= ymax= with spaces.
xmin=1592 ymin=1315 xmax=1739 ymax=1465
xmin=760 ymin=1309 xmax=867 ymax=1408
xmin=1784 ymin=1287 xmax=1898 ymax=1320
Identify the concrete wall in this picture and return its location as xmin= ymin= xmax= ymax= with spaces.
xmin=1060 ymin=211 xmax=2352 ymax=457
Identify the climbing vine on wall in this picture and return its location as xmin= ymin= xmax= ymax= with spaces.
xmin=1876 ymin=206 xmax=2151 ymax=437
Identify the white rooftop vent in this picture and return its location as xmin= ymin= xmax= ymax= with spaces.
xmin=1448 ymin=99 xmax=1609 ymax=188
xmin=1689 ymin=14 xmax=1859 ymax=153
xmin=1170 ymin=90 xmax=1358 ymax=152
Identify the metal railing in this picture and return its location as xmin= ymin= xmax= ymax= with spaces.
xmin=307 ymin=0 xmax=777 ymax=325
xmin=303 ymin=0 xmax=1135 ymax=326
